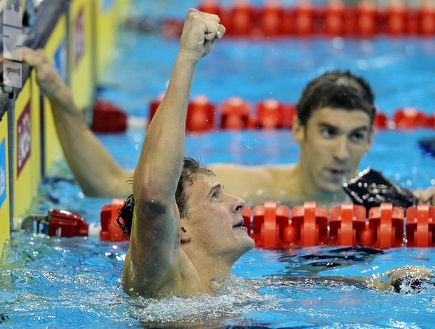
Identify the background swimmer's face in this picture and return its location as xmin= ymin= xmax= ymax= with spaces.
xmin=294 ymin=107 xmax=373 ymax=194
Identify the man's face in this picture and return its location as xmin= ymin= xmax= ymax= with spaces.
xmin=294 ymin=107 xmax=373 ymax=194
xmin=183 ymin=174 xmax=255 ymax=262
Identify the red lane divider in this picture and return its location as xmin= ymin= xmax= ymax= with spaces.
xmin=100 ymin=198 xmax=129 ymax=241
xmin=99 ymin=199 xmax=435 ymax=248
xmin=329 ymin=202 xmax=367 ymax=246
xmin=368 ymin=202 xmax=404 ymax=249
xmin=252 ymin=200 xmax=290 ymax=248
xmin=145 ymin=95 xmax=434 ymax=133
xmin=291 ymin=201 xmax=329 ymax=246
xmin=91 ymin=100 xmax=128 ymax=133
xmin=186 ymin=95 xmax=216 ymax=132
xmin=393 ymin=107 xmax=432 ymax=129
xmin=89 ymin=96 xmax=434 ymax=133
xmin=159 ymin=0 xmax=435 ymax=38
xmin=240 ymin=201 xmax=434 ymax=249
xmin=406 ymin=204 xmax=435 ymax=247
xmin=220 ymin=97 xmax=252 ymax=129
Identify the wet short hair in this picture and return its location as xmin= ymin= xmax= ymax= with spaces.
xmin=296 ymin=70 xmax=376 ymax=126
xmin=117 ymin=157 xmax=214 ymax=238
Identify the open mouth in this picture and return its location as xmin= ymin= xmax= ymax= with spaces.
xmin=329 ymin=168 xmax=346 ymax=175
xmin=328 ymin=168 xmax=349 ymax=178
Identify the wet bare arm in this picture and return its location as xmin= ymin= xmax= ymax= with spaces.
xmin=20 ymin=47 xmax=133 ymax=197
xmin=123 ymin=9 xmax=225 ymax=297
xmin=413 ymin=186 xmax=435 ymax=205
xmin=274 ymin=264 xmax=433 ymax=292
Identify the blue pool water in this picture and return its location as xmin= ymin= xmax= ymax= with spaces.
xmin=2 ymin=0 xmax=435 ymax=328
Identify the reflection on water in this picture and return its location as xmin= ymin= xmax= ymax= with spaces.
xmin=1 ymin=125 xmax=433 ymax=328
xmin=2 ymin=230 xmax=435 ymax=328
xmin=279 ymin=246 xmax=384 ymax=275
xmin=0 ymin=233 xmax=130 ymax=328
xmin=0 ymin=233 xmax=280 ymax=328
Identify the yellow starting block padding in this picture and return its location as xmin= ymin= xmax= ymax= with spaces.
xmin=116 ymin=0 xmax=131 ymax=10
xmin=13 ymin=78 xmax=41 ymax=225
xmin=94 ymin=0 xmax=118 ymax=82
xmin=69 ymin=0 xmax=94 ymax=110
xmin=0 ymin=112 xmax=11 ymax=249
xmin=41 ymin=13 xmax=68 ymax=175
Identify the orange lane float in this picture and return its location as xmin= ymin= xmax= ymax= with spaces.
xmin=252 ymin=200 xmax=291 ymax=248
xmin=406 ymin=204 xmax=435 ymax=247
xmin=188 ymin=0 xmax=435 ymax=37
xmin=329 ymin=202 xmax=367 ymax=246
xmin=149 ymin=94 xmax=216 ymax=132
xmin=426 ymin=113 xmax=435 ymax=128
xmin=146 ymin=95 xmax=432 ymax=132
xmin=91 ymin=99 xmax=127 ymax=133
xmin=100 ymin=197 xmax=129 ymax=241
xmin=260 ymin=0 xmax=285 ymax=36
xmin=393 ymin=107 xmax=432 ymax=129
xmin=367 ymin=202 xmax=404 ymax=249
xmin=355 ymin=0 xmax=378 ymax=37
xmin=419 ymin=0 xmax=435 ymax=36
xmin=256 ymin=99 xmax=286 ymax=129
xmin=374 ymin=111 xmax=389 ymax=129
xmin=23 ymin=199 xmax=435 ymax=246
xmin=292 ymin=0 xmax=317 ymax=36
xmin=220 ymin=96 xmax=253 ymax=129
xmin=241 ymin=201 xmax=434 ymax=249
xmin=289 ymin=201 xmax=329 ymax=246
xmin=197 ymin=0 xmax=220 ymax=16
xmin=322 ymin=0 xmax=346 ymax=36
xmin=186 ymin=95 xmax=216 ymax=132
xmin=89 ymin=97 xmax=434 ymax=133
xmin=99 ymin=198 xmax=435 ymax=248
xmin=384 ymin=0 xmax=408 ymax=36
xmin=228 ymin=0 xmax=255 ymax=36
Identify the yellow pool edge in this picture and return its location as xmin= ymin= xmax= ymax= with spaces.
xmin=0 ymin=0 xmax=131 ymax=253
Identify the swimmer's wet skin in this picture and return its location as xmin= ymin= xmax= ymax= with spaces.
xmin=369 ymin=265 xmax=435 ymax=293
xmin=271 ymin=264 xmax=434 ymax=293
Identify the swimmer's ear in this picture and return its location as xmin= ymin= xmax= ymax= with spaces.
xmin=180 ymin=226 xmax=191 ymax=243
xmin=292 ymin=115 xmax=304 ymax=144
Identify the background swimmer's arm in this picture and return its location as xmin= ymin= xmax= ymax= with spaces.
xmin=412 ymin=186 xmax=435 ymax=205
xmin=274 ymin=265 xmax=433 ymax=292
xmin=20 ymin=47 xmax=133 ymax=198
xmin=367 ymin=264 xmax=433 ymax=291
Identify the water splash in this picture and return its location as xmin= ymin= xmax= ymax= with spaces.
xmin=128 ymin=274 xmax=281 ymax=325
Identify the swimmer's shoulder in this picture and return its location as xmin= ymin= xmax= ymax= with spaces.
xmin=266 ymin=163 xmax=298 ymax=184
xmin=210 ymin=162 xmax=296 ymax=175
xmin=210 ymin=162 xmax=269 ymax=178
xmin=210 ymin=163 xmax=297 ymax=188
